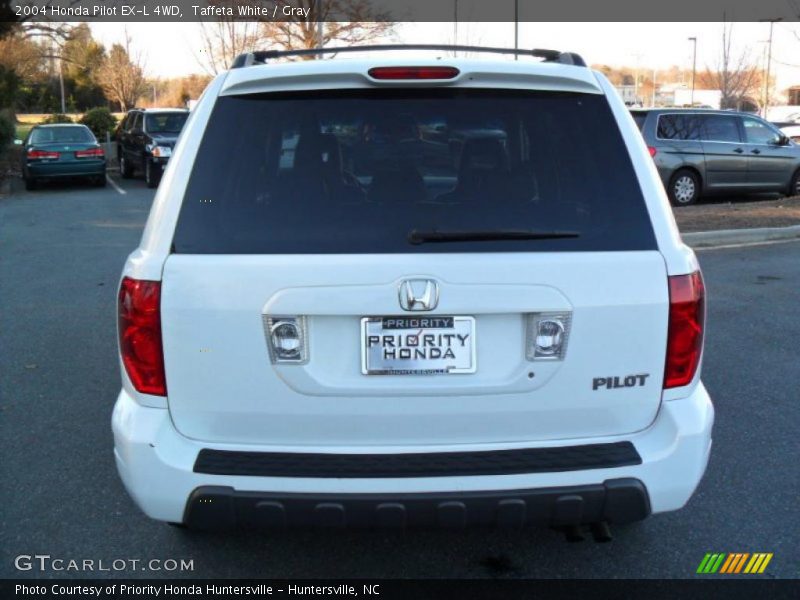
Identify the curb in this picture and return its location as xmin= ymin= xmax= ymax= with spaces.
xmin=683 ymin=224 xmax=800 ymax=248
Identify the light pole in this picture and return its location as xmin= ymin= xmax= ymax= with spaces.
xmin=688 ymin=37 xmax=697 ymax=106
xmin=652 ymin=67 xmax=657 ymax=107
xmin=317 ymin=0 xmax=324 ymax=57
xmin=453 ymin=0 xmax=458 ymax=57
xmin=514 ymin=0 xmax=519 ymax=60
xmin=761 ymin=18 xmax=783 ymax=118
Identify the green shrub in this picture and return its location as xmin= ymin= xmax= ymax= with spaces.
xmin=42 ymin=113 xmax=73 ymax=124
xmin=80 ymin=107 xmax=117 ymax=140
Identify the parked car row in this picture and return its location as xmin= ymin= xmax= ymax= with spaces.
xmin=17 ymin=107 xmax=191 ymax=192
xmin=632 ymin=108 xmax=800 ymax=205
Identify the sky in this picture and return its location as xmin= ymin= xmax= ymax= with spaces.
xmin=88 ymin=21 xmax=800 ymax=90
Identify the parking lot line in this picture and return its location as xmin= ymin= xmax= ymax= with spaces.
xmin=106 ymin=174 xmax=127 ymax=195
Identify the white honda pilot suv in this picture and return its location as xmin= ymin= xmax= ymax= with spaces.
xmin=112 ymin=45 xmax=713 ymax=540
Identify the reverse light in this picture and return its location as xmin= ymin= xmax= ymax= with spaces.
xmin=526 ymin=312 xmax=572 ymax=361
xmin=264 ymin=316 xmax=308 ymax=364
xmin=75 ymin=147 xmax=104 ymax=158
xmin=664 ymin=271 xmax=705 ymax=389
xmin=118 ymin=277 xmax=166 ymax=396
xmin=27 ymin=149 xmax=60 ymax=159
xmin=368 ymin=66 xmax=460 ymax=80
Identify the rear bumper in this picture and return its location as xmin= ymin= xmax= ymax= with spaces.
xmin=112 ymin=384 xmax=713 ymax=528
xmin=184 ymin=479 xmax=650 ymax=530
xmin=149 ymin=156 xmax=169 ymax=167
xmin=27 ymin=161 xmax=106 ymax=178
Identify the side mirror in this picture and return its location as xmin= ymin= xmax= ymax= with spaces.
xmin=772 ymin=134 xmax=790 ymax=146
xmin=13 ymin=138 xmax=23 ymax=146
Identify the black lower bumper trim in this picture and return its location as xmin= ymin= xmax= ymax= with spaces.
xmin=193 ymin=441 xmax=641 ymax=478
xmin=183 ymin=478 xmax=651 ymax=530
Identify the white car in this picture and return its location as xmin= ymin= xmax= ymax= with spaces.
xmin=780 ymin=124 xmax=800 ymax=144
xmin=112 ymin=45 xmax=713 ymax=539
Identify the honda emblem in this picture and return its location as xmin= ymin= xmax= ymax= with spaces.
xmin=398 ymin=279 xmax=439 ymax=312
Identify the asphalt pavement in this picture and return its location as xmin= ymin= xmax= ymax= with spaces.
xmin=0 ymin=176 xmax=798 ymax=579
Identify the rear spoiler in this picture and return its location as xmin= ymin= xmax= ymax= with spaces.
xmin=230 ymin=44 xmax=586 ymax=69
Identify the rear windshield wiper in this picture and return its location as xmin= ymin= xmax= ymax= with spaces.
xmin=408 ymin=229 xmax=581 ymax=245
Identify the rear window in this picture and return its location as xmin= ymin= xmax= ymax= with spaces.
xmin=145 ymin=112 xmax=188 ymax=134
xmin=30 ymin=126 xmax=94 ymax=144
xmin=656 ymin=114 xmax=703 ymax=140
xmin=173 ymin=89 xmax=655 ymax=254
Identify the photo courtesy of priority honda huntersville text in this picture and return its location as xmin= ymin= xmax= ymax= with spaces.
xmin=112 ymin=44 xmax=713 ymax=539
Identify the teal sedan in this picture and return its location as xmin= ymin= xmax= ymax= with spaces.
xmin=21 ymin=124 xmax=107 ymax=190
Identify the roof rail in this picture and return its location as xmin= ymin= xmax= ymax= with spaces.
xmin=230 ymin=44 xmax=586 ymax=69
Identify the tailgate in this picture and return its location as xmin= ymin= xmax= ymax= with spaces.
xmin=161 ymin=252 xmax=667 ymax=446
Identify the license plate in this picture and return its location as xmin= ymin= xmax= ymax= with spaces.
xmin=361 ymin=316 xmax=476 ymax=375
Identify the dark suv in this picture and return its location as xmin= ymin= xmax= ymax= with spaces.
xmin=116 ymin=108 xmax=189 ymax=188
xmin=632 ymin=108 xmax=800 ymax=205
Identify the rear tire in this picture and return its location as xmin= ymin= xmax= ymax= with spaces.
xmin=119 ymin=154 xmax=133 ymax=179
xmin=668 ymin=169 xmax=700 ymax=206
xmin=93 ymin=175 xmax=107 ymax=188
xmin=789 ymin=169 xmax=800 ymax=198
xmin=24 ymin=176 xmax=37 ymax=191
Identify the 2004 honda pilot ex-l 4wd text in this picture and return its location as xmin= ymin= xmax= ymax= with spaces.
xmin=112 ymin=45 xmax=713 ymax=537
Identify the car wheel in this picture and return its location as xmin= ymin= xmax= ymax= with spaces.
xmin=94 ymin=175 xmax=107 ymax=188
xmin=145 ymin=161 xmax=161 ymax=188
xmin=790 ymin=169 xmax=800 ymax=198
xmin=119 ymin=154 xmax=133 ymax=179
xmin=24 ymin=176 xmax=37 ymax=191
xmin=668 ymin=169 xmax=700 ymax=206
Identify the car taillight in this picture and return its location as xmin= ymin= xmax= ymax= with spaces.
xmin=368 ymin=66 xmax=460 ymax=80
xmin=118 ymin=277 xmax=166 ymax=396
xmin=27 ymin=149 xmax=60 ymax=159
xmin=664 ymin=271 xmax=705 ymax=389
xmin=648 ymin=146 xmax=657 ymax=158
xmin=75 ymin=147 xmax=104 ymax=158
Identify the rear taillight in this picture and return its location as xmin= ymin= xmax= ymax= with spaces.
xmin=368 ymin=66 xmax=460 ymax=80
xmin=648 ymin=146 xmax=657 ymax=158
xmin=664 ymin=271 xmax=705 ymax=389
xmin=27 ymin=149 xmax=60 ymax=159
xmin=118 ymin=277 xmax=166 ymax=396
xmin=75 ymin=147 xmax=104 ymax=158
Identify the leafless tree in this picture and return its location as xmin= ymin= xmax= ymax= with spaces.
xmin=261 ymin=0 xmax=394 ymax=56
xmin=196 ymin=0 xmax=395 ymax=73
xmin=701 ymin=21 xmax=761 ymax=110
xmin=95 ymin=31 xmax=147 ymax=111
xmin=197 ymin=1 xmax=267 ymax=75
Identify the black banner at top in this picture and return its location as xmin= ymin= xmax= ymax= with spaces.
xmin=4 ymin=0 xmax=800 ymax=23
xmin=3 ymin=579 xmax=800 ymax=600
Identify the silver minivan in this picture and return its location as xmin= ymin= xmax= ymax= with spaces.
xmin=632 ymin=109 xmax=800 ymax=205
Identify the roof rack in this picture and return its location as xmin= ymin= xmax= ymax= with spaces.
xmin=230 ymin=44 xmax=586 ymax=69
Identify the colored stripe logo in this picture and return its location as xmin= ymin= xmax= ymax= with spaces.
xmin=697 ymin=553 xmax=773 ymax=574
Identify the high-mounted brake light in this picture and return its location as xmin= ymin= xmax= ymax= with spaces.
xmin=75 ymin=147 xmax=104 ymax=158
xmin=27 ymin=149 xmax=60 ymax=159
xmin=664 ymin=271 xmax=705 ymax=389
xmin=648 ymin=146 xmax=657 ymax=158
xmin=118 ymin=277 xmax=166 ymax=396
xmin=368 ymin=66 xmax=460 ymax=80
